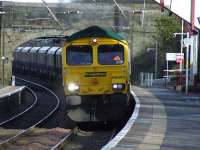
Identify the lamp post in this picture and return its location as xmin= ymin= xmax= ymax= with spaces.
xmin=155 ymin=42 xmax=158 ymax=79
xmin=0 ymin=1 xmax=6 ymax=87
xmin=173 ymin=30 xmax=187 ymax=92
xmin=185 ymin=32 xmax=190 ymax=95
xmin=146 ymin=42 xmax=158 ymax=79
xmin=129 ymin=10 xmax=143 ymax=80
xmin=174 ymin=32 xmax=190 ymax=95
xmin=173 ymin=32 xmax=187 ymax=71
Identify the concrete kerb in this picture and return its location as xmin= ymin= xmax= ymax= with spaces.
xmin=101 ymin=88 xmax=141 ymax=150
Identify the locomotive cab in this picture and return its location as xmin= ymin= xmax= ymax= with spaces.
xmin=63 ymin=39 xmax=130 ymax=96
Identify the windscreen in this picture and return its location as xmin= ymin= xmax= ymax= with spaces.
xmin=66 ymin=45 xmax=92 ymax=65
xmin=98 ymin=44 xmax=124 ymax=65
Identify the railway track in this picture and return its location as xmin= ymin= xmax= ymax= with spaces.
xmin=58 ymin=93 xmax=135 ymax=150
xmin=0 ymin=84 xmax=37 ymax=126
xmin=58 ymin=125 xmax=118 ymax=150
xmin=0 ymin=76 xmax=135 ymax=149
xmin=0 ymin=77 xmax=73 ymax=149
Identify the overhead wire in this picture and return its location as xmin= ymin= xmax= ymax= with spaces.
xmin=112 ymin=0 xmax=127 ymax=19
xmin=40 ymin=0 xmax=64 ymax=30
xmin=91 ymin=0 xmax=112 ymax=28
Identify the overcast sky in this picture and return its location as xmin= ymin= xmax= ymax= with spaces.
xmin=3 ymin=0 xmax=71 ymax=3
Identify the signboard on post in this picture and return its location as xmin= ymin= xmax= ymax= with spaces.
xmin=165 ymin=53 xmax=184 ymax=79
xmin=166 ymin=53 xmax=184 ymax=62
xmin=166 ymin=53 xmax=176 ymax=61
xmin=176 ymin=53 xmax=184 ymax=64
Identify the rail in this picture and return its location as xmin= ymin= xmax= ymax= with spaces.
xmin=0 ymin=84 xmax=37 ymax=126
xmin=50 ymin=128 xmax=77 ymax=150
xmin=0 ymin=77 xmax=60 ymax=146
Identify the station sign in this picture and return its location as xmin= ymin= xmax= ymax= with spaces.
xmin=166 ymin=53 xmax=176 ymax=61
xmin=166 ymin=53 xmax=184 ymax=62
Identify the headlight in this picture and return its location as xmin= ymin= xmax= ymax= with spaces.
xmin=113 ymin=84 xmax=118 ymax=89
xmin=112 ymin=83 xmax=125 ymax=90
xmin=68 ymin=83 xmax=79 ymax=92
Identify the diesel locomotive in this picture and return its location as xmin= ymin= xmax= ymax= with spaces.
xmin=12 ymin=26 xmax=131 ymax=122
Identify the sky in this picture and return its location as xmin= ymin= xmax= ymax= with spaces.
xmin=3 ymin=0 xmax=71 ymax=3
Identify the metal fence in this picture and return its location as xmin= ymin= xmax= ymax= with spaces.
xmin=140 ymin=72 xmax=153 ymax=87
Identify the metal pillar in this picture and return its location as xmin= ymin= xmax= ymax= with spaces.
xmin=179 ymin=19 xmax=184 ymax=88
xmin=0 ymin=1 xmax=2 ymax=86
xmin=191 ymin=0 xmax=195 ymax=30
xmin=155 ymin=42 xmax=158 ymax=79
xmin=180 ymin=19 xmax=184 ymax=71
xmin=2 ymin=14 xmax=4 ymax=86
xmin=0 ymin=1 xmax=4 ymax=85
xmin=0 ymin=1 xmax=5 ymax=86
xmin=185 ymin=32 xmax=190 ymax=95
xmin=166 ymin=60 xmax=169 ymax=79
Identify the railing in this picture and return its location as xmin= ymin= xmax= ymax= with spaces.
xmin=140 ymin=72 xmax=153 ymax=87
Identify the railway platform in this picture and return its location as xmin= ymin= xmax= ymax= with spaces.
xmin=0 ymin=86 xmax=25 ymax=104
xmin=103 ymin=86 xmax=200 ymax=150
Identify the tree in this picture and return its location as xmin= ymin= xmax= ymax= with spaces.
xmin=132 ymin=15 xmax=181 ymax=82
xmin=154 ymin=15 xmax=181 ymax=52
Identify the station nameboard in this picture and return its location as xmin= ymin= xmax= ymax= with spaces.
xmin=166 ymin=53 xmax=176 ymax=61
xmin=166 ymin=53 xmax=184 ymax=62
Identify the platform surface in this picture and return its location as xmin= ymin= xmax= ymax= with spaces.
xmin=113 ymin=86 xmax=200 ymax=150
xmin=0 ymin=86 xmax=25 ymax=99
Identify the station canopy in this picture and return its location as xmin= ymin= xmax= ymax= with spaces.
xmin=66 ymin=26 xmax=125 ymax=42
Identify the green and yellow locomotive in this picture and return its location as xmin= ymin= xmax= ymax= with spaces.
xmin=62 ymin=26 xmax=131 ymax=122
xmin=12 ymin=26 xmax=131 ymax=123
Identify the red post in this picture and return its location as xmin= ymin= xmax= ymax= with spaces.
xmin=191 ymin=0 xmax=195 ymax=30
xmin=160 ymin=0 xmax=164 ymax=12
